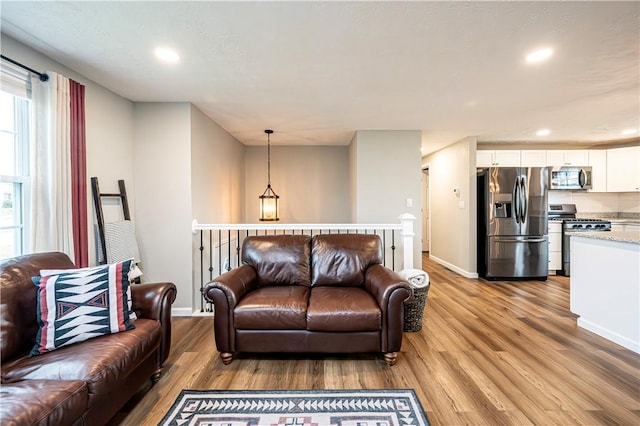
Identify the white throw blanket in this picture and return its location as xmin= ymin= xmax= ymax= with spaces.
xmin=398 ymin=268 xmax=429 ymax=288
xmin=99 ymin=220 xmax=143 ymax=279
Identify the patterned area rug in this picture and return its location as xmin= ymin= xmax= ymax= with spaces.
xmin=159 ymin=389 xmax=430 ymax=426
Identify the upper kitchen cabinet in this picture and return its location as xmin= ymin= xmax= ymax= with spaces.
xmin=546 ymin=150 xmax=590 ymax=166
xmin=607 ymin=146 xmax=640 ymax=192
xmin=476 ymin=150 xmax=521 ymax=167
xmin=587 ymin=150 xmax=607 ymax=192
xmin=520 ymin=150 xmax=547 ymax=167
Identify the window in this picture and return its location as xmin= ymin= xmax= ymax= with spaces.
xmin=0 ymin=63 xmax=31 ymax=259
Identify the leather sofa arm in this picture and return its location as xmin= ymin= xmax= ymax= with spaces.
xmin=203 ymin=265 xmax=257 ymax=308
xmin=365 ymin=264 xmax=412 ymax=352
xmin=131 ymin=282 xmax=177 ymax=367
xmin=203 ymin=265 xmax=257 ymax=354
xmin=365 ymin=264 xmax=412 ymax=308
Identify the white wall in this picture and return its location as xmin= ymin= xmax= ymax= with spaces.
xmin=190 ymin=105 xmax=245 ymax=224
xmin=1 ymin=35 xmax=136 ymax=265
xmin=426 ymin=136 xmax=478 ymax=277
xmin=244 ymin=145 xmax=350 ymax=223
xmin=549 ymin=191 xmax=640 ymax=215
xmin=133 ymin=103 xmax=193 ymax=312
xmin=351 ymin=130 xmax=423 ymax=268
xmin=349 ymin=132 xmax=358 ymax=222
xmin=190 ymin=105 xmax=245 ymax=311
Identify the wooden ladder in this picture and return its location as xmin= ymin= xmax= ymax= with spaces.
xmin=90 ymin=177 xmax=131 ymax=264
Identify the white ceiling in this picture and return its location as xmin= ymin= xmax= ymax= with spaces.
xmin=1 ymin=1 xmax=638 ymax=155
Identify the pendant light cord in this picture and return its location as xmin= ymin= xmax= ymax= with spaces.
xmin=267 ymin=131 xmax=271 ymax=186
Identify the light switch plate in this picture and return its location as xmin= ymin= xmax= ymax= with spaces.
xmin=406 ymin=198 xmax=413 ymax=207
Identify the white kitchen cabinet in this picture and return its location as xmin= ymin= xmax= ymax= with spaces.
xmin=546 ymin=150 xmax=590 ymax=166
xmin=476 ymin=150 xmax=521 ymax=167
xmin=571 ymin=235 xmax=640 ymax=353
xmin=587 ymin=150 xmax=607 ymax=192
xmin=476 ymin=150 xmax=494 ymax=167
xmin=548 ymin=221 xmax=562 ymax=272
xmin=520 ymin=150 xmax=547 ymax=167
xmin=606 ymin=146 xmax=640 ymax=192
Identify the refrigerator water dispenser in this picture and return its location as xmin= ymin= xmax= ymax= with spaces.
xmin=494 ymin=202 xmax=512 ymax=218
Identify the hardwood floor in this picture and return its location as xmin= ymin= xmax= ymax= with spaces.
xmin=114 ymin=254 xmax=640 ymax=425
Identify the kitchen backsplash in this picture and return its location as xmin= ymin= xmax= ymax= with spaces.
xmin=548 ymin=191 xmax=640 ymax=218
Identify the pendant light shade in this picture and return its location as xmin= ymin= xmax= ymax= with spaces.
xmin=259 ymin=129 xmax=279 ymax=221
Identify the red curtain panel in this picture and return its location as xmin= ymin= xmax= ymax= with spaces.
xmin=70 ymin=80 xmax=88 ymax=267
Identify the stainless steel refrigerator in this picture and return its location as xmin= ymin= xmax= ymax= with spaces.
xmin=477 ymin=167 xmax=549 ymax=280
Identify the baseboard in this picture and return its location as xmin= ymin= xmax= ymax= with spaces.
xmin=577 ymin=318 xmax=640 ymax=354
xmin=171 ymin=307 xmax=215 ymax=317
xmin=171 ymin=307 xmax=194 ymax=317
xmin=192 ymin=309 xmax=214 ymax=317
xmin=429 ymin=255 xmax=479 ymax=279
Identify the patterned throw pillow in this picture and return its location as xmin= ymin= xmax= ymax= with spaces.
xmin=30 ymin=259 xmax=136 ymax=356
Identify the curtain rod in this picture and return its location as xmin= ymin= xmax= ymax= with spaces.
xmin=0 ymin=54 xmax=49 ymax=82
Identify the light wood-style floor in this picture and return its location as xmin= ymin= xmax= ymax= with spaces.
xmin=113 ymin=254 xmax=640 ymax=425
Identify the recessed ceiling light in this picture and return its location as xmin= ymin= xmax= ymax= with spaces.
xmin=621 ymin=128 xmax=638 ymax=136
xmin=526 ymin=48 xmax=553 ymax=63
xmin=536 ymin=128 xmax=551 ymax=137
xmin=154 ymin=47 xmax=180 ymax=64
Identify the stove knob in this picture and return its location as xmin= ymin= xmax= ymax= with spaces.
xmin=585 ymin=224 xmax=592 ymax=229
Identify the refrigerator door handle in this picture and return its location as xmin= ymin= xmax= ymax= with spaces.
xmin=513 ymin=177 xmax=520 ymax=223
xmin=493 ymin=237 xmax=547 ymax=243
xmin=520 ymin=176 xmax=527 ymax=224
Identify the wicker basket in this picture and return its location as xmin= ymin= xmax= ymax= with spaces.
xmin=403 ymin=284 xmax=430 ymax=332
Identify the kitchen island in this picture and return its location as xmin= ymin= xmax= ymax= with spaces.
xmin=570 ymin=230 xmax=640 ymax=353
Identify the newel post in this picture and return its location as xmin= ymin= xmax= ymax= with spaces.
xmin=398 ymin=213 xmax=416 ymax=270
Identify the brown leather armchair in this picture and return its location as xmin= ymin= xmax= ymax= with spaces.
xmin=204 ymin=234 xmax=412 ymax=366
xmin=0 ymin=252 xmax=177 ymax=426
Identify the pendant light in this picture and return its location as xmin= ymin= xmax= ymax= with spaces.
xmin=259 ymin=129 xmax=279 ymax=221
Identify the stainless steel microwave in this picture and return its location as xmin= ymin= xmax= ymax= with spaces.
xmin=549 ymin=166 xmax=592 ymax=190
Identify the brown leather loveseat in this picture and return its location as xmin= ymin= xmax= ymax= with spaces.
xmin=204 ymin=234 xmax=412 ymax=366
xmin=0 ymin=252 xmax=177 ymax=426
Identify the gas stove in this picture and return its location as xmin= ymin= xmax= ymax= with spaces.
xmin=562 ymin=218 xmax=611 ymax=231
xmin=547 ymin=203 xmax=611 ymax=277
xmin=548 ymin=204 xmax=611 ymax=231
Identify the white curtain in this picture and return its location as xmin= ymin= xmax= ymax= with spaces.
xmin=28 ymin=72 xmax=75 ymax=258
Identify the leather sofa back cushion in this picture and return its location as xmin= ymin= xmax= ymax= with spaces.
xmin=0 ymin=253 xmax=75 ymax=362
xmin=311 ymin=234 xmax=383 ymax=287
xmin=242 ymin=235 xmax=312 ymax=287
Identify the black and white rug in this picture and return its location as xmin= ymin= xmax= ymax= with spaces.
xmin=159 ymin=389 xmax=430 ymax=426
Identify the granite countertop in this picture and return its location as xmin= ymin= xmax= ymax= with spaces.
xmin=577 ymin=213 xmax=640 ymax=222
xmin=570 ymin=231 xmax=640 ymax=244
xmin=607 ymin=219 xmax=640 ymax=224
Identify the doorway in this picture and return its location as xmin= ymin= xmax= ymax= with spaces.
xmin=422 ymin=167 xmax=430 ymax=252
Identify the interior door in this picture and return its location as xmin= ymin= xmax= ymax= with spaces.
xmin=422 ymin=169 xmax=430 ymax=252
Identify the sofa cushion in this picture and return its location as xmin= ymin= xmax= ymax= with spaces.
xmin=2 ymin=319 xmax=160 ymax=398
xmin=311 ymin=234 xmax=383 ymax=287
xmin=307 ymin=287 xmax=381 ymax=332
xmin=31 ymin=259 xmax=136 ymax=356
xmin=242 ymin=235 xmax=311 ymax=287
xmin=235 ymin=286 xmax=309 ymax=329
xmin=0 ymin=379 xmax=87 ymax=426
